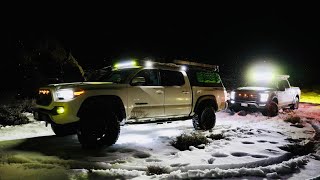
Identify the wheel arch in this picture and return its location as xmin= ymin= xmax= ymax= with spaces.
xmin=271 ymin=97 xmax=278 ymax=104
xmin=77 ymin=95 xmax=126 ymax=122
xmin=193 ymin=95 xmax=218 ymax=114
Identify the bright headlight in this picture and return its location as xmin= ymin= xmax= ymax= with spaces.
xmin=56 ymin=89 xmax=85 ymax=100
xmin=259 ymin=93 xmax=269 ymax=102
xmin=230 ymin=91 xmax=235 ymax=100
xmin=56 ymin=89 xmax=74 ymax=100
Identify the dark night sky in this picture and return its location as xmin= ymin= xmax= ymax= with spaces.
xmin=3 ymin=3 xmax=320 ymax=89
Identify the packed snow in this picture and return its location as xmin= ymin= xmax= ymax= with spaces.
xmin=0 ymin=103 xmax=319 ymax=179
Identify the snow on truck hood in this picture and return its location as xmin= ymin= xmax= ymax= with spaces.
xmin=47 ymin=82 xmax=127 ymax=90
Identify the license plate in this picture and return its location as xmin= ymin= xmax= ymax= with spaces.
xmin=241 ymin=103 xmax=248 ymax=107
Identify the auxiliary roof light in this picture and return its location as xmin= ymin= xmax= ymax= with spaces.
xmin=180 ymin=65 xmax=187 ymax=71
xmin=114 ymin=60 xmax=137 ymax=69
xmin=247 ymin=62 xmax=281 ymax=82
xmin=145 ymin=60 xmax=153 ymax=68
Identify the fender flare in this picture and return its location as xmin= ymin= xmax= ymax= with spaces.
xmin=77 ymin=95 xmax=126 ymax=122
xmin=193 ymin=95 xmax=218 ymax=114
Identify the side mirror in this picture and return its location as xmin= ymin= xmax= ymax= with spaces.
xmin=131 ymin=77 xmax=146 ymax=86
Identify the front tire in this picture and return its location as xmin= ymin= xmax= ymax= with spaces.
xmin=262 ymin=101 xmax=279 ymax=117
xmin=77 ymin=109 xmax=120 ymax=148
xmin=229 ymin=106 xmax=240 ymax=113
xmin=193 ymin=107 xmax=216 ymax=130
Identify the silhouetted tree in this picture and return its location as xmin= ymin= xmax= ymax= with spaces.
xmin=15 ymin=38 xmax=86 ymax=98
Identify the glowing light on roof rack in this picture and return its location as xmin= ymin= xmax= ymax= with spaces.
xmin=246 ymin=62 xmax=282 ymax=82
xmin=180 ymin=65 xmax=187 ymax=71
xmin=145 ymin=60 xmax=153 ymax=68
xmin=114 ymin=60 xmax=137 ymax=69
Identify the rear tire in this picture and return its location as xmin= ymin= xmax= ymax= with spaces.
xmin=290 ymin=97 xmax=299 ymax=110
xmin=77 ymin=107 xmax=120 ymax=148
xmin=262 ymin=101 xmax=279 ymax=117
xmin=193 ymin=107 xmax=216 ymax=130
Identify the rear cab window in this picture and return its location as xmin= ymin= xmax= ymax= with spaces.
xmin=187 ymin=69 xmax=223 ymax=87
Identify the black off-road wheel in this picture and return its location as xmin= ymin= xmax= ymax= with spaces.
xmin=77 ymin=108 xmax=120 ymax=149
xmin=290 ymin=96 xmax=299 ymax=110
xmin=229 ymin=106 xmax=240 ymax=113
xmin=262 ymin=101 xmax=279 ymax=117
xmin=192 ymin=107 xmax=216 ymax=130
xmin=51 ymin=123 xmax=77 ymax=137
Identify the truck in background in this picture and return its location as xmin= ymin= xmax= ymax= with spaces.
xmin=229 ymin=75 xmax=300 ymax=117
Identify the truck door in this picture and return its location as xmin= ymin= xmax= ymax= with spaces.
xmin=160 ymin=70 xmax=192 ymax=116
xmin=277 ymin=79 xmax=291 ymax=106
xmin=128 ymin=69 xmax=164 ymax=118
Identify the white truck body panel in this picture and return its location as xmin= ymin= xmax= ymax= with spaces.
xmin=128 ymin=85 xmax=165 ymax=118
xmin=164 ymin=71 xmax=192 ymax=116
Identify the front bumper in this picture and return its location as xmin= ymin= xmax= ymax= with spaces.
xmin=33 ymin=103 xmax=80 ymax=125
xmin=33 ymin=107 xmax=58 ymax=124
xmin=229 ymin=100 xmax=267 ymax=111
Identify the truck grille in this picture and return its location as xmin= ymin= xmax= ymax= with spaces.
xmin=36 ymin=89 xmax=52 ymax=106
xmin=235 ymin=93 xmax=258 ymax=101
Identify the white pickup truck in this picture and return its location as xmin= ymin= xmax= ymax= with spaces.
xmin=33 ymin=60 xmax=227 ymax=148
xmin=229 ymin=75 xmax=301 ymax=117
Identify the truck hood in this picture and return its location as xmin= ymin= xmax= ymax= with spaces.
xmin=47 ymin=82 xmax=128 ymax=90
xmin=236 ymin=86 xmax=275 ymax=92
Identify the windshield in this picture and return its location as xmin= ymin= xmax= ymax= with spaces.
xmin=91 ymin=68 xmax=140 ymax=83
xmin=245 ymin=80 xmax=277 ymax=88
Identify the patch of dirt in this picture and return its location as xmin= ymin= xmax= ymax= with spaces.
xmin=269 ymin=141 xmax=279 ymax=144
xmin=133 ymin=151 xmax=151 ymax=158
xmin=278 ymin=142 xmax=315 ymax=156
xmin=290 ymin=123 xmax=305 ymax=128
xmin=257 ymin=140 xmax=268 ymax=143
xmin=207 ymin=133 xmax=225 ymax=140
xmin=212 ymin=152 xmax=229 ymax=157
xmin=285 ymin=138 xmax=303 ymax=143
xmin=231 ymin=152 xmax=249 ymax=157
xmin=251 ymin=154 xmax=269 ymax=158
xmin=242 ymin=141 xmax=255 ymax=144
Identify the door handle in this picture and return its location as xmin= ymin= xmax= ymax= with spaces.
xmin=156 ymin=90 xmax=164 ymax=94
xmin=182 ymin=91 xmax=190 ymax=94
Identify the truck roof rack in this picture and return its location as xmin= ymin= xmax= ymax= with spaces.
xmin=275 ymin=75 xmax=290 ymax=80
xmin=110 ymin=59 xmax=220 ymax=72
xmin=173 ymin=60 xmax=219 ymax=72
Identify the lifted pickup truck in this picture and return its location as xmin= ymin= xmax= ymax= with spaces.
xmin=229 ymin=75 xmax=300 ymax=117
xmin=33 ymin=60 xmax=227 ymax=147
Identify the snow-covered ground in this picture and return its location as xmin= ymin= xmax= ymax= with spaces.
xmin=0 ymin=103 xmax=319 ymax=179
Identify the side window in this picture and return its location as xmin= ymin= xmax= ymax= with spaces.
xmin=278 ymin=80 xmax=290 ymax=90
xmin=131 ymin=69 xmax=160 ymax=86
xmin=160 ymin=70 xmax=185 ymax=86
